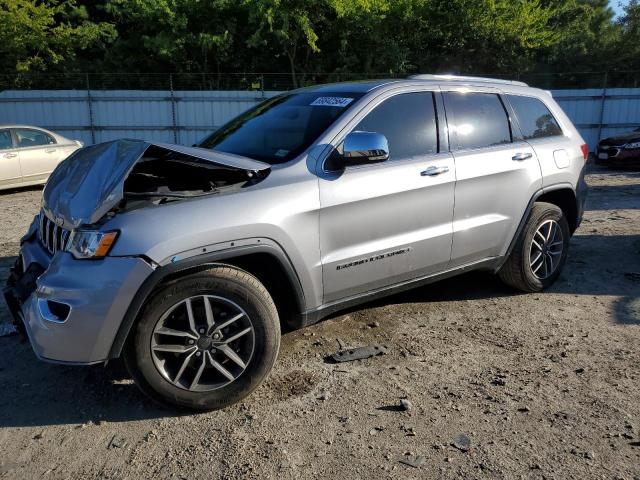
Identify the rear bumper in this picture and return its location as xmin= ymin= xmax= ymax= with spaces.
xmin=3 ymin=237 xmax=154 ymax=365
xmin=575 ymin=164 xmax=588 ymax=230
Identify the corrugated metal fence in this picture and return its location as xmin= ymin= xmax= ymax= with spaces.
xmin=0 ymin=88 xmax=638 ymax=150
xmin=0 ymin=90 xmax=281 ymax=148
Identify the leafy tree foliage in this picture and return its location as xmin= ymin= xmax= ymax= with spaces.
xmin=0 ymin=0 xmax=115 ymax=72
xmin=1 ymin=0 xmax=638 ymax=86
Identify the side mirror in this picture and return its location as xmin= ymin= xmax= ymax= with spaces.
xmin=342 ymin=131 xmax=389 ymax=165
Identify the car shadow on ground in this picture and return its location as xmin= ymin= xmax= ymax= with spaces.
xmin=0 ymin=185 xmax=43 ymax=196
xmin=325 ymin=232 xmax=640 ymax=327
xmin=0 ymin=230 xmax=638 ymax=427
xmin=0 ymin=254 xmax=180 ymax=428
xmin=0 ymin=340 xmax=177 ymax=428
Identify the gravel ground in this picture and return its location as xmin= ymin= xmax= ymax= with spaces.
xmin=0 ymin=165 xmax=638 ymax=480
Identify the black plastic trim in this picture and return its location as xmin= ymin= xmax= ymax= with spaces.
xmin=304 ymin=257 xmax=502 ymax=325
xmin=495 ymin=177 xmax=585 ymax=272
xmin=107 ymin=243 xmax=306 ymax=359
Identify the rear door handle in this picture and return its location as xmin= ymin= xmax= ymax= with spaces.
xmin=4 ymin=153 xmax=17 ymax=159
xmin=512 ymin=152 xmax=533 ymax=161
xmin=45 ymin=148 xmax=57 ymax=153
xmin=420 ymin=165 xmax=449 ymax=176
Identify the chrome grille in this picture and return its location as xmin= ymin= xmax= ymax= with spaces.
xmin=38 ymin=211 xmax=71 ymax=255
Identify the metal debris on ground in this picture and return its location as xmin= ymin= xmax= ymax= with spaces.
xmin=399 ymin=454 xmax=426 ymax=468
xmin=331 ymin=345 xmax=389 ymax=363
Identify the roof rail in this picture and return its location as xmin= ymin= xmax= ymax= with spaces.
xmin=407 ymin=74 xmax=528 ymax=87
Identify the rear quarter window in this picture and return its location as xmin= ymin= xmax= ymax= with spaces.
xmin=14 ymin=128 xmax=56 ymax=148
xmin=508 ymin=95 xmax=563 ymax=140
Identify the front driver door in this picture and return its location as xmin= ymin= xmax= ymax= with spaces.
xmin=319 ymin=90 xmax=456 ymax=304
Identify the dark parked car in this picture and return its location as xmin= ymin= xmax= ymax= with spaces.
xmin=596 ymin=127 xmax=640 ymax=168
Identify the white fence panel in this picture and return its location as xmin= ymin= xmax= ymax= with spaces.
xmin=0 ymin=88 xmax=638 ymax=150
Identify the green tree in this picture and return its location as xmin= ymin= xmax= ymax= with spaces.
xmin=0 ymin=0 xmax=115 ymax=74
xmin=246 ymin=0 xmax=328 ymax=87
xmin=535 ymin=0 xmax=619 ymax=84
xmin=616 ymin=0 xmax=640 ymax=70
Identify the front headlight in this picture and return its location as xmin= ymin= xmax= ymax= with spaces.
xmin=66 ymin=230 xmax=119 ymax=259
xmin=625 ymin=142 xmax=640 ymax=149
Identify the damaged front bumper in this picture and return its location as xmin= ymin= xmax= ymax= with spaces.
xmin=3 ymin=236 xmax=154 ymax=365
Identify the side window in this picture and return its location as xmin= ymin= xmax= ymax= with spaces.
xmin=444 ymin=92 xmax=511 ymax=150
xmin=14 ymin=129 xmax=56 ymax=148
xmin=354 ymin=92 xmax=438 ymax=159
xmin=0 ymin=130 xmax=12 ymax=150
xmin=508 ymin=95 xmax=563 ymax=140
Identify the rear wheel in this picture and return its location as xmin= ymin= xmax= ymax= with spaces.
xmin=498 ymin=202 xmax=570 ymax=292
xmin=124 ymin=266 xmax=280 ymax=411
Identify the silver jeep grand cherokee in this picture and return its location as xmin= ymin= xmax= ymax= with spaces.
xmin=4 ymin=75 xmax=588 ymax=410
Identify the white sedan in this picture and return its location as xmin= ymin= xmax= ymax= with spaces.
xmin=0 ymin=125 xmax=83 ymax=191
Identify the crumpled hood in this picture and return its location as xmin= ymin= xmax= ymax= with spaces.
xmin=42 ymin=139 xmax=270 ymax=229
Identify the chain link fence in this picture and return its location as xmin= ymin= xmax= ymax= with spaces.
xmin=1 ymin=71 xmax=639 ymax=92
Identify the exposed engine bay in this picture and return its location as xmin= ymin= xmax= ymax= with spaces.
xmin=122 ymin=146 xmax=264 ymax=206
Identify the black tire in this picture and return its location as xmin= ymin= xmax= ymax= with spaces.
xmin=124 ymin=266 xmax=280 ymax=411
xmin=498 ymin=202 xmax=570 ymax=292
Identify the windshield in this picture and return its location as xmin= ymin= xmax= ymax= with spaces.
xmin=198 ymin=92 xmax=363 ymax=164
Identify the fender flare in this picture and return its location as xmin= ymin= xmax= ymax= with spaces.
xmin=496 ymin=181 xmax=582 ymax=272
xmin=107 ymin=243 xmax=306 ymax=359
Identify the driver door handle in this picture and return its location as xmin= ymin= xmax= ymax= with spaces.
xmin=512 ymin=152 xmax=533 ymax=161
xmin=421 ymin=165 xmax=449 ymax=176
xmin=4 ymin=153 xmax=17 ymax=159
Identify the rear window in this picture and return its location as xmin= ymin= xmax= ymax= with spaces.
xmin=444 ymin=92 xmax=511 ymax=150
xmin=199 ymin=92 xmax=363 ymax=164
xmin=508 ymin=95 xmax=563 ymax=140
xmin=14 ymin=128 xmax=56 ymax=148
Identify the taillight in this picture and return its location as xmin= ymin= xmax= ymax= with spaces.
xmin=580 ymin=144 xmax=588 ymax=161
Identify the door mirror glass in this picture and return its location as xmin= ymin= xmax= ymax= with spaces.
xmin=341 ymin=131 xmax=389 ymax=165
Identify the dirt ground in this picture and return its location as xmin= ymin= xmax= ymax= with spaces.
xmin=0 ymin=165 xmax=638 ymax=480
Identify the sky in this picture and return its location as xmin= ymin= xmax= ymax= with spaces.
xmin=610 ymin=0 xmax=630 ymax=18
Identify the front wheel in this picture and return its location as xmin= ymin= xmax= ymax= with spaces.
xmin=498 ymin=202 xmax=570 ymax=292
xmin=124 ymin=266 xmax=280 ymax=411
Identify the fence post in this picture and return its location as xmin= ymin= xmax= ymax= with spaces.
xmin=597 ymin=71 xmax=608 ymax=144
xmin=85 ymin=74 xmax=96 ymax=145
xmin=169 ymin=73 xmax=179 ymax=144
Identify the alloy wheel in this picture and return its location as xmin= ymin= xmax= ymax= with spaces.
xmin=529 ymin=219 xmax=564 ymax=280
xmin=150 ymin=295 xmax=255 ymax=392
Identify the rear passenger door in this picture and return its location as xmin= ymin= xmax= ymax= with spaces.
xmin=319 ymin=90 xmax=455 ymax=303
xmin=442 ymin=88 xmax=542 ymax=266
xmin=0 ymin=129 xmax=22 ymax=188
xmin=13 ymin=128 xmax=60 ymax=184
